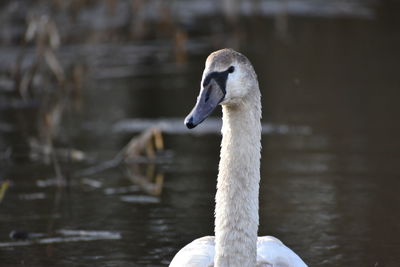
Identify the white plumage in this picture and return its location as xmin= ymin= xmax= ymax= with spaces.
xmin=172 ymin=49 xmax=307 ymax=267
xmin=170 ymin=236 xmax=306 ymax=267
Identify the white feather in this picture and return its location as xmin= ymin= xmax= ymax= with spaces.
xmin=169 ymin=237 xmax=215 ymax=267
xmin=170 ymin=236 xmax=307 ymax=267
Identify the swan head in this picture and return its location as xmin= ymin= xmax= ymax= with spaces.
xmin=185 ymin=48 xmax=257 ymax=129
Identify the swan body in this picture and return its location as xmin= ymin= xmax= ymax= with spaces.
xmin=171 ymin=49 xmax=307 ymax=267
xmin=170 ymin=236 xmax=306 ymax=267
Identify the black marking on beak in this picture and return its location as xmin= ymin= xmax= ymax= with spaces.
xmin=202 ymin=68 xmax=231 ymax=95
xmin=184 ymin=66 xmax=234 ymax=129
xmin=185 ymin=116 xmax=195 ymax=129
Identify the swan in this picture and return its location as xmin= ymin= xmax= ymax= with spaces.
xmin=170 ymin=49 xmax=307 ymax=267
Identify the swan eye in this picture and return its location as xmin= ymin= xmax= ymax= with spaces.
xmin=228 ymin=66 xmax=235 ymax=73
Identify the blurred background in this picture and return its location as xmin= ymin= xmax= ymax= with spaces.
xmin=0 ymin=0 xmax=400 ymax=266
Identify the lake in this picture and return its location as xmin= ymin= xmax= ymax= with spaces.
xmin=0 ymin=0 xmax=399 ymax=266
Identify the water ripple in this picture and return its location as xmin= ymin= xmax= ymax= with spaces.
xmin=113 ymin=118 xmax=312 ymax=135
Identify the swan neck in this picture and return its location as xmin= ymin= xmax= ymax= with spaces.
xmin=215 ymin=90 xmax=262 ymax=267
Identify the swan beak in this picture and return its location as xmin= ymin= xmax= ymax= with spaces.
xmin=185 ymin=79 xmax=225 ymax=129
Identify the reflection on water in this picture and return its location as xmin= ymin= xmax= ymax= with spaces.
xmin=0 ymin=230 xmax=121 ymax=248
xmin=113 ymin=117 xmax=312 ymax=135
xmin=1 ymin=0 xmax=400 ymax=266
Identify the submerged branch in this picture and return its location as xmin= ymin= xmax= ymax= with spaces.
xmin=74 ymin=126 xmax=164 ymax=178
xmin=0 ymin=180 xmax=10 ymax=204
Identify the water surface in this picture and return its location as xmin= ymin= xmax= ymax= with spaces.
xmin=1 ymin=1 xmax=400 ymax=266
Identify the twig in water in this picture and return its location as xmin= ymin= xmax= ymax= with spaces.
xmin=0 ymin=180 xmax=10 ymax=204
xmin=73 ymin=127 xmax=164 ymax=178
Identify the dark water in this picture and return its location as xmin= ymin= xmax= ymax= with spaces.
xmin=1 ymin=1 xmax=400 ymax=266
